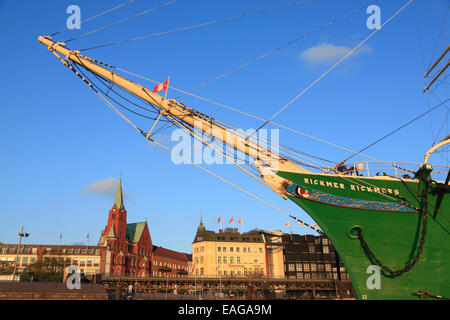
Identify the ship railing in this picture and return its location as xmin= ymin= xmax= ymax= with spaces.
xmin=335 ymin=161 xmax=450 ymax=181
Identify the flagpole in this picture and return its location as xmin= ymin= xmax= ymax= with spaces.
xmin=164 ymin=77 xmax=170 ymax=100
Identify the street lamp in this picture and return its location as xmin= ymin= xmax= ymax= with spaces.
xmin=12 ymin=226 xmax=29 ymax=280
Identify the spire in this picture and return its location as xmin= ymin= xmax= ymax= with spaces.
xmin=114 ymin=177 xmax=124 ymax=210
xmin=197 ymin=216 xmax=205 ymax=233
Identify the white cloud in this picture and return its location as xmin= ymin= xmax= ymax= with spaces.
xmin=82 ymin=177 xmax=131 ymax=199
xmin=299 ymin=42 xmax=372 ymax=66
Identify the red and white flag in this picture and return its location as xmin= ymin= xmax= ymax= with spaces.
xmin=217 ymin=217 xmax=222 ymax=223
xmin=153 ymin=80 xmax=169 ymax=93
xmin=192 ymin=263 xmax=196 ymax=273
xmin=229 ymin=217 xmax=234 ymax=223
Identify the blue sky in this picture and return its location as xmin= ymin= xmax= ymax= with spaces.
xmin=0 ymin=0 xmax=448 ymax=253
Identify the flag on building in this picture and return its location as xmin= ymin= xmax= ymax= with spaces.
xmin=283 ymin=221 xmax=291 ymax=228
xmin=217 ymin=217 xmax=222 ymax=223
xmin=153 ymin=80 xmax=169 ymax=93
xmin=229 ymin=217 xmax=234 ymax=223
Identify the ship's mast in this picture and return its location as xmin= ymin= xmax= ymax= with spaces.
xmin=38 ymin=36 xmax=309 ymax=175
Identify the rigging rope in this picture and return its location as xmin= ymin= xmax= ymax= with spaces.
xmin=50 ymin=0 xmax=138 ymax=37
xmin=75 ymin=70 xmax=322 ymax=234
xmin=64 ymin=0 xmax=179 ymax=43
xmin=78 ymin=0 xmax=313 ymax=51
xmin=339 ymin=98 xmax=450 ymax=164
xmin=110 ymin=65 xmax=383 ymax=162
xmin=253 ymin=0 xmax=416 ymax=133
xmin=174 ymin=1 xmax=374 ymax=99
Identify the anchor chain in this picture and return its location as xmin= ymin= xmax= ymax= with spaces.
xmin=355 ymin=183 xmax=429 ymax=278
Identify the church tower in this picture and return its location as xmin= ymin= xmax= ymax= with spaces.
xmin=103 ymin=177 xmax=128 ymax=275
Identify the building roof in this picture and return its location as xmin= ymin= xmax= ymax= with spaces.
xmin=106 ymin=224 xmax=117 ymax=238
xmin=114 ymin=177 xmax=124 ymax=210
xmin=126 ymin=222 xmax=147 ymax=243
xmin=152 ymin=246 xmax=188 ymax=262
xmin=193 ymin=228 xmax=264 ymax=244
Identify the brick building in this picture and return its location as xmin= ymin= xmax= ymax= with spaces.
xmin=151 ymin=246 xmax=189 ymax=277
xmin=97 ymin=178 xmax=153 ymax=277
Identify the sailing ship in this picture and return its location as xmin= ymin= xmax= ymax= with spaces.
xmin=37 ymin=1 xmax=449 ymax=300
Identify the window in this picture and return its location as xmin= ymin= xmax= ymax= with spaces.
xmin=308 ymin=246 xmax=315 ymax=254
xmin=236 ymin=247 xmax=240 ymax=253
xmin=236 ymin=257 xmax=240 ymax=263
xmin=200 ymin=256 xmax=204 ymax=264
xmin=311 ymin=264 xmax=317 ymax=271
xmin=323 ymin=238 xmax=329 ymax=245
xmin=30 ymin=257 xmax=36 ymax=263
xmin=74 ymin=248 xmax=80 ymax=254
xmin=80 ymin=258 xmax=86 ymax=266
xmin=218 ymin=247 xmax=221 ymax=252
xmin=259 ymin=248 xmax=263 ymax=253
xmin=303 ymin=263 xmax=310 ymax=272
xmin=223 ymin=257 xmax=227 ymax=263
xmin=218 ymin=256 xmax=222 ymax=263
xmin=81 ymin=248 xmax=87 ymax=254
xmin=230 ymin=257 xmax=234 ymax=264
xmin=297 ymin=272 xmax=303 ymax=279
xmin=296 ymin=263 xmax=302 ymax=271
xmin=243 ymin=247 xmax=247 ymax=253
xmin=0 ymin=248 xmax=6 ymax=254
xmin=222 ymin=247 xmax=227 ymax=252
xmin=200 ymin=268 xmax=204 ymax=275
xmin=288 ymin=264 xmax=295 ymax=272
xmin=73 ymin=258 xmax=79 ymax=265
xmin=323 ymin=246 xmax=329 ymax=254
xmin=304 ymin=273 xmax=311 ymax=279
xmin=66 ymin=258 xmax=72 ymax=265
xmin=8 ymin=247 xmax=15 ymax=253
xmin=230 ymin=247 xmax=234 ymax=252
xmin=325 ymin=264 xmax=331 ymax=271
xmin=87 ymin=258 xmax=92 ymax=266
xmin=31 ymin=248 xmax=37 ymax=254
xmin=22 ymin=257 xmax=29 ymax=265
xmin=24 ymin=247 xmax=30 ymax=253
xmin=88 ymin=248 xmax=93 ymax=254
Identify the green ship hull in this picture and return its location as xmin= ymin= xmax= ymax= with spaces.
xmin=276 ymin=165 xmax=449 ymax=300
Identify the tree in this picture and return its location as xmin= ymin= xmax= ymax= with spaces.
xmin=0 ymin=261 xmax=14 ymax=275
xmin=21 ymin=257 xmax=65 ymax=282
